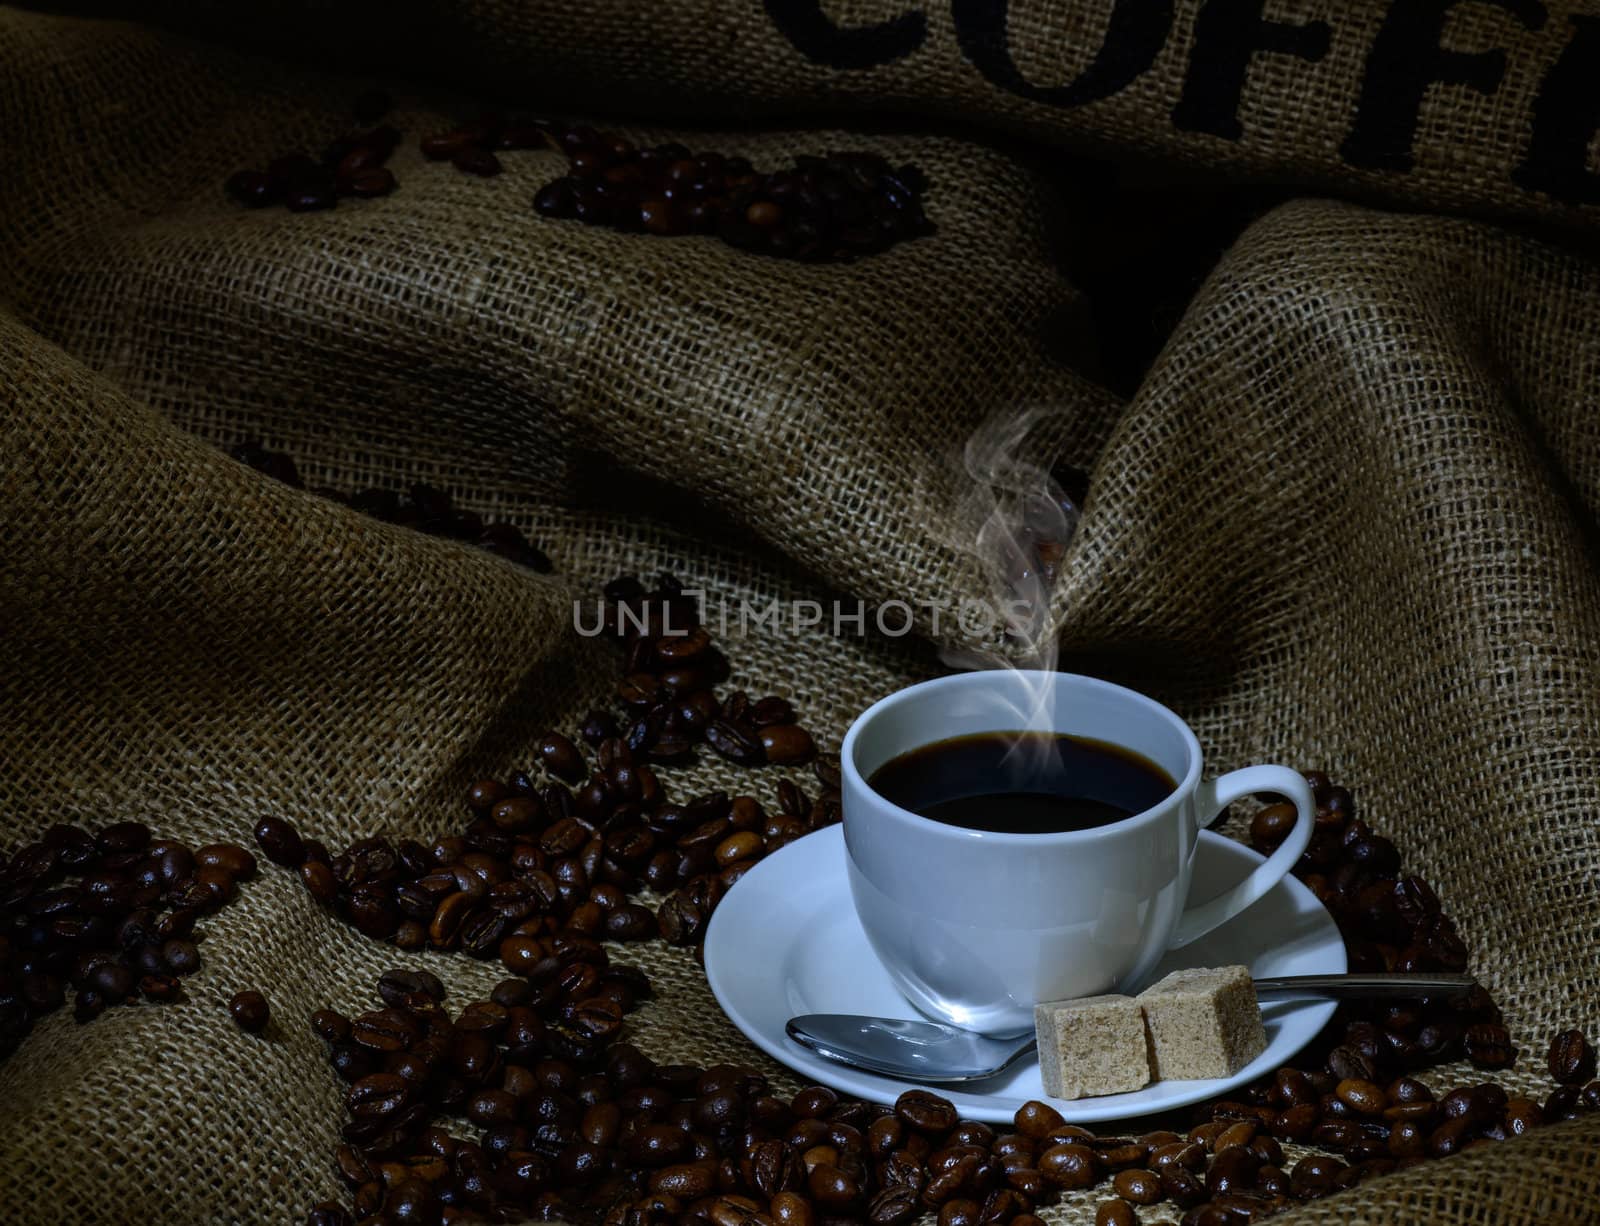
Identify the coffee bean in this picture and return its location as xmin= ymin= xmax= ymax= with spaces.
xmin=895 ymin=1089 xmax=959 ymax=1134
xmin=340 ymin=167 xmax=397 ymax=198
xmin=300 ymin=860 xmax=338 ymax=904
xmin=657 ymin=892 xmax=705 ymax=945
xmin=1206 ymin=1146 xmax=1259 ymax=1195
xmin=1159 ymin=1165 xmax=1205 ymax=1208
xmin=308 ymin=1008 xmax=350 ymax=1044
xmin=1038 ymin=1144 xmax=1097 ymax=1190
xmin=163 ymin=939 xmax=201 ymax=976
xmin=1112 ymin=1169 xmax=1160 ymax=1204
xmin=535 ymin=732 xmax=587 ymax=784
xmin=305 ymin=1201 xmax=354 ymax=1226
xmin=707 ymin=719 xmax=766 ymax=766
xmin=759 ymin=725 xmax=816 ymax=766
xmin=1464 ymin=1023 xmax=1515 ymax=1068
xmin=1548 ymin=1029 xmax=1596 ymax=1084
xmin=1336 ymin=1078 xmax=1388 ymax=1116
xmin=1427 ymin=1117 xmax=1473 ymax=1158
xmin=254 ymin=817 xmax=306 ymax=867
xmin=936 ymin=1198 xmax=981 ymax=1226
xmin=1213 ymin=1120 xmax=1257 ymax=1151
xmin=1327 ymin=1045 xmax=1376 ymax=1083
xmin=865 ymin=1186 xmax=916 ymax=1226
xmin=1096 ymin=1201 xmax=1136 ymax=1226
xmin=376 ymin=969 xmax=443 ymax=1010
xmin=350 ymin=1009 xmax=419 ymax=1052
xmin=229 ymin=990 xmax=270 ymax=1033
xmin=196 ymin=843 xmax=257 ymax=880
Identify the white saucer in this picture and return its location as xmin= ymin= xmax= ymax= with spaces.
xmin=705 ymin=825 xmax=1345 ymax=1124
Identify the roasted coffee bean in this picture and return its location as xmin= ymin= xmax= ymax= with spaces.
xmin=341 ymin=167 xmax=397 ymax=198
xmin=312 ymin=1009 xmax=352 ymax=1043
xmin=774 ymin=1191 xmax=818 ymax=1226
xmin=894 ymin=1089 xmax=959 ymax=1134
xmin=162 ymin=939 xmax=201 ymax=976
xmin=451 ymin=147 xmax=502 ymax=176
xmin=139 ymin=973 xmax=180 ymax=1002
xmin=1290 ymin=1155 xmax=1345 ymax=1199
xmin=1095 ymin=1202 xmax=1136 ymax=1226
xmin=1387 ymin=1118 xmax=1428 ymax=1158
xmin=1013 ymin=1100 xmax=1065 ymax=1139
xmin=348 ymin=1072 xmax=411 ymax=1118
xmin=651 ymin=1162 xmax=717 ymax=1199
xmin=1336 ymin=1078 xmax=1388 ymax=1116
xmin=1151 ymin=1142 xmax=1204 ymax=1172
xmin=809 ymin=1163 xmax=863 ymax=1209
xmin=196 ymin=843 xmax=257 ymax=880
xmin=300 ymin=860 xmax=338 ymax=904
xmin=1097 ymin=1143 xmax=1149 ymax=1170
xmin=936 ymin=1199 xmax=981 ymax=1226
xmin=1427 ymin=1117 xmax=1473 ymax=1158
xmin=1250 ymin=802 xmax=1298 ymax=848
xmin=537 ymin=732 xmax=587 ymax=784
xmin=1038 ymin=1144 xmax=1097 ymax=1190
xmin=1159 ymin=1165 xmax=1205 ymax=1208
xmin=254 ymin=817 xmax=306 ymax=867
xmin=1206 ymin=1146 xmax=1259 ymax=1195
xmin=707 ymin=720 xmax=766 ymax=765
xmin=229 ymin=990 xmax=270 ymax=1033
xmin=865 ymin=1186 xmax=917 ymax=1226
xmin=657 ymin=893 xmax=705 ymax=945
xmin=759 ymin=726 xmax=816 ymax=766
xmin=1213 ymin=1121 xmax=1257 ymax=1151
xmin=375 ymin=970 xmax=442 ymax=1010
xmin=1326 ymin=1044 xmax=1376 ymax=1083
xmin=1112 ymin=1169 xmax=1161 ymax=1204
xmin=350 ymin=1009 xmax=419 ymax=1052
xmin=1465 ymin=1023 xmax=1515 ymax=1068
xmin=1548 ymin=1029 xmax=1597 ymax=1084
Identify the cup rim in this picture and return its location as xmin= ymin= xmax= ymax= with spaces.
xmin=840 ymin=669 xmax=1204 ymax=845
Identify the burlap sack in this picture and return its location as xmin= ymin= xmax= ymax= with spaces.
xmin=29 ymin=0 xmax=1600 ymax=232
xmin=3 ymin=8 xmax=1599 ymax=1226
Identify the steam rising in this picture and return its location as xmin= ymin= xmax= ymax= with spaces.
xmin=943 ymin=408 xmax=1081 ymax=752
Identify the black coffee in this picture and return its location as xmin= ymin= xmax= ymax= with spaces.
xmin=868 ymin=730 xmax=1175 ymax=834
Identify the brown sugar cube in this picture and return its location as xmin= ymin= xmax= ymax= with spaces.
xmin=1034 ymin=994 xmax=1152 ymax=1100
xmin=1137 ymin=965 xmax=1267 ymax=1080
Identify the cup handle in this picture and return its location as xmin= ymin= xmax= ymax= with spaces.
xmin=1168 ymin=765 xmax=1316 ymax=949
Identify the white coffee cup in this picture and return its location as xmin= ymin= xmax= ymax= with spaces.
xmin=840 ymin=670 xmax=1315 ymax=1036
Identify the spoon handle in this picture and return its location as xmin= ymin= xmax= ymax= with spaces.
xmin=1253 ymin=972 xmax=1475 ymax=999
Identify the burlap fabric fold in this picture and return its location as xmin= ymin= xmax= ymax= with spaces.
xmin=2 ymin=9 xmax=1599 ymax=1226
xmin=25 ymin=0 xmax=1600 ymax=232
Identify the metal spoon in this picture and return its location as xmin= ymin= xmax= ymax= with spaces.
xmin=785 ymin=973 xmax=1477 ymax=1084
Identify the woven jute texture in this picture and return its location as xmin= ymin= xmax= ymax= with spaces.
xmin=3 ymin=8 xmax=1600 ymax=1226
xmin=28 ymin=0 xmax=1600 ymax=232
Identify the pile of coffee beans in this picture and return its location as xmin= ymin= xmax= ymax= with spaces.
xmin=594 ymin=573 xmax=817 ymax=768
xmin=254 ymin=569 xmax=827 ymax=956
xmin=225 ymin=93 xmax=931 ymax=262
xmin=1248 ymin=772 xmax=1512 ymax=1077
xmin=419 ymin=112 xmax=556 ymax=176
xmin=256 ymin=746 xmax=837 ymax=959
xmin=532 ymin=131 xmax=933 ymax=262
xmin=280 ymin=761 xmax=1595 ymax=1224
xmin=227 ymin=92 xmax=400 ymax=211
xmin=302 ymin=970 xmax=1597 ymax=1226
xmin=229 ymin=439 xmax=553 ymax=572
xmin=0 ymin=822 xmax=255 ymax=1061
